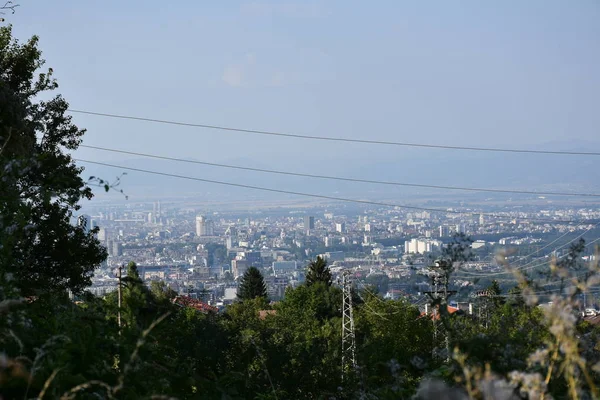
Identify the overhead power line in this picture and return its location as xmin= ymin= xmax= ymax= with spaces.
xmin=68 ymin=109 xmax=600 ymax=156
xmin=484 ymin=226 xmax=597 ymax=276
xmin=80 ymin=145 xmax=600 ymax=198
xmin=507 ymin=227 xmax=600 ymax=273
xmin=455 ymin=229 xmax=582 ymax=278
xmin=455 ymin=230 xmax=600 ymax=278
xmin=75 ymin=159 xmax=575 ymax=223
xmin=508 ymin=229 xmax=577 ymax=265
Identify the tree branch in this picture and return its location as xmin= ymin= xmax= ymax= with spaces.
xmin=0 ymin=1 xmax=19 ymax=17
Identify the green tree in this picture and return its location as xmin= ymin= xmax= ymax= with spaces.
xmin=356 ymin=293 xmax=435 ymax=397
xmin=305 ymin=256 xmax=332 ymax=287
xmin=262 ymin=283 xmax=343 ymax=397
xmin=0 ymin=25 xmax=106 ymax=296
xmin=120 ymin=261 xmax=150 ymax=329
xmin=220 ymin=296 xmax=272 ymax=396
xmin=452 ymin=301 xmax=549 ymax=375
xmin=488 ymin=280 xmax=501 ymax=296
xmin=237 ymin=266 xmax=268 ymax=301
xmin=486 ymin=279 xmax=504 ymax=308
xmin=2 ymin=293 xmax=121 ymax=399
xmin=149 ymin=280 xmax=177 ymax=302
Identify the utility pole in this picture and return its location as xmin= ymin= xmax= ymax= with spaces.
xmin=117 ymin=263 xmax=123 ymax=333
xmin=341 ymin=270 xmax=357 ymax=380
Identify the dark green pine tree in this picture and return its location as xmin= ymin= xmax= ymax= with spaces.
xmin=237 ymin=266 xmax=268 ymax=300
xmin=306 ymin=256 xmax=332 ymax=287
xmin=488 ymin=280 xmax=501 ymax=296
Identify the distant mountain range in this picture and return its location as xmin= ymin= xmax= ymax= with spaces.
xmin=77 ymin=139 xmax=600 ymax=203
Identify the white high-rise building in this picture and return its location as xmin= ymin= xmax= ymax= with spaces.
xmin=195 ymin=215 xmax=206 ymax=236
xmin=324 ymin=236 xmax=337 ymax=247
xmin=439 ymin=225 xmax=450 ymax=237
xmin=226 ymin=236 xmax=235 ymax=249
xmin=404 ymin=238 xmax=442 ymax=254
xmin=195 ymin=215 xmax=214 ymax=236
xmin=232 ymin=259 xmax=248 ymax=279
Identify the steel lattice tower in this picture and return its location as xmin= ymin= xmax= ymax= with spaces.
xmin=341 ymin=270 xmax=357 ymax=378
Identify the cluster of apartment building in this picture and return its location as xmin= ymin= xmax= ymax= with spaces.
xmin=82 ymin=202 xmax=600 ymax=306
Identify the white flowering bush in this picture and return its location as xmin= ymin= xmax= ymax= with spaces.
xmin=414 ymin=245 xmax=600 ymax=400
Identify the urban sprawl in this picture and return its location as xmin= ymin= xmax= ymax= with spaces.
xmin=80 ymin=201 xmax=600 ymax=313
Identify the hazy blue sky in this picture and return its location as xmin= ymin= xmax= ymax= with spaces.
xmin=9 ymin=1 xmax=600 ymax=190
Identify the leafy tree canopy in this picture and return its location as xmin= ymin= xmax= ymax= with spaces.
xmin=0 ymin=25 xmax=106 ymax=296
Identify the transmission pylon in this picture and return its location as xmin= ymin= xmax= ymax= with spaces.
xmin=341 ymin=270 xmax=357 ymax=379
xmin=422 ymin=261 xmax=456 ymax=363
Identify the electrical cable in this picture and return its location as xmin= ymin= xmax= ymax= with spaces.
xmin=455 ymin=235 xmax=600 ymax=278
xmin=456 ymin=223 xmax=600 ymax=277
xmin=80 ymin=144 xmax=600 ymax=198
xmin=76 ymin=158 xmax=579 ymax=223
xmin=68 ymin=109 xmax=600 ymax=156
